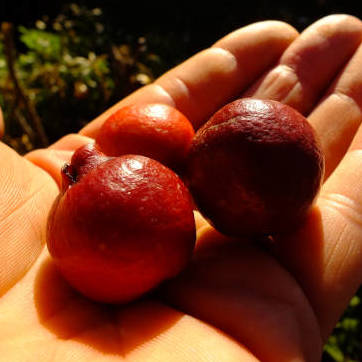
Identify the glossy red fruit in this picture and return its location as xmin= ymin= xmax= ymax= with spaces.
xmin=185 ymin=98 xmax=325 ymax=237
xmin=47 ymin=144 xmax=196 ymax=303
xmin=95 ymin=103 xmax=195 ymax=170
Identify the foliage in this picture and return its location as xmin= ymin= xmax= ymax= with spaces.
xmin=323 ymin=287 xmax=362 ymax=361
xmin=0 ymin=3 xmax=162 ymax=152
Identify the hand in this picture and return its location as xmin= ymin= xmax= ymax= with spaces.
xmin=1 ymin=14 xmax=362 ymax=362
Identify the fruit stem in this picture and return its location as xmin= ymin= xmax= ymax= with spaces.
xmin=61 ymin=163 xmax=77 ymax=193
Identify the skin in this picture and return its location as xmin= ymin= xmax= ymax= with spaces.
xmin=1 ymin=14 xmax=362 ymax=361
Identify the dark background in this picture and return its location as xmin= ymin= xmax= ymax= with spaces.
xmin=1 ymin=1 xmax=362 ymax=59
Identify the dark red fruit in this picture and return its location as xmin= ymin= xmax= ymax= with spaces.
xmin=60 ymin=143 xmax=110 ymax=192
xmin=95 ymin=103 xmax=195 ymax=170
xmin=185 ymin=98 xmax=325 ymax=236
xmin=47 ymin=144 xmax=196 ymax=303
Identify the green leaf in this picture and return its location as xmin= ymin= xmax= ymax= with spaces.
xmin=324 ymin=343 xmax=345 ymax=361
xmin=349 ymin=295 xmax=360 ymax=308
xmin=18 ymin=52 xmax=37 ymax=67
xmin=18 ymin=26 xmax=62 ymax=60
xmin=340 ymin=317 xmax=359 ymax=332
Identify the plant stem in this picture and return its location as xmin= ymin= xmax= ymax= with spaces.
xmin=1 ymin=22 xmax=49 ymax=147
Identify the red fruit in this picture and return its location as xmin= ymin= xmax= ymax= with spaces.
xmin=185 ymin=98 xmax=325 ymax=236
xmin=60 ymin=143 xmax=110 ymax=191
xmin=47 ymin=144 xmax=196 ymax=303
xmin=95 ymin=103 xmax=195 ymax=170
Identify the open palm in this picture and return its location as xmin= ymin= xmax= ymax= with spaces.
xmin=1 ymin=15 xmax=362 ymax=362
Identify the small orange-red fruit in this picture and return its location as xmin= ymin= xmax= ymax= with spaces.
xmin=95 ymin=103 xmax=195 ymax=170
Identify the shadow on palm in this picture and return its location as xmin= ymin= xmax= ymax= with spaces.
xmin=33 ymin=255 xmax=183 ymax=356
xmin=159 ymin=206 xmax=325 ymax=360
xmin=33 ymin=206 xmax=324 ymax=361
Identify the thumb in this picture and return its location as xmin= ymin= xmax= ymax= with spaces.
xmin=0 ymin=107 xmax=4 ymax=138
xmin=0 ymin=142 xmax=58 ymax=297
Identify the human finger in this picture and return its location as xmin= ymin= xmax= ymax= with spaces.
xmin=244 ymin=15 xmax=362 ymax=116
xmin=0 ymin=142 xmax=58 ymax=297
xmin=25 ymin=134 xmax=94 ymax=187
xmin=308 ymin=42 xmax=362 ymax=179
xmin=275 ymin=123 xmax=362 ymax=340
xmin=0 ymin=107 xmax=4 ymax=138
xmin=80 ymin=21 xmax=298 ymax=138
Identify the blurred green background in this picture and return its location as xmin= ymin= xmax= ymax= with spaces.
xmin=0 ymin=1 xmax=361 ymax=360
